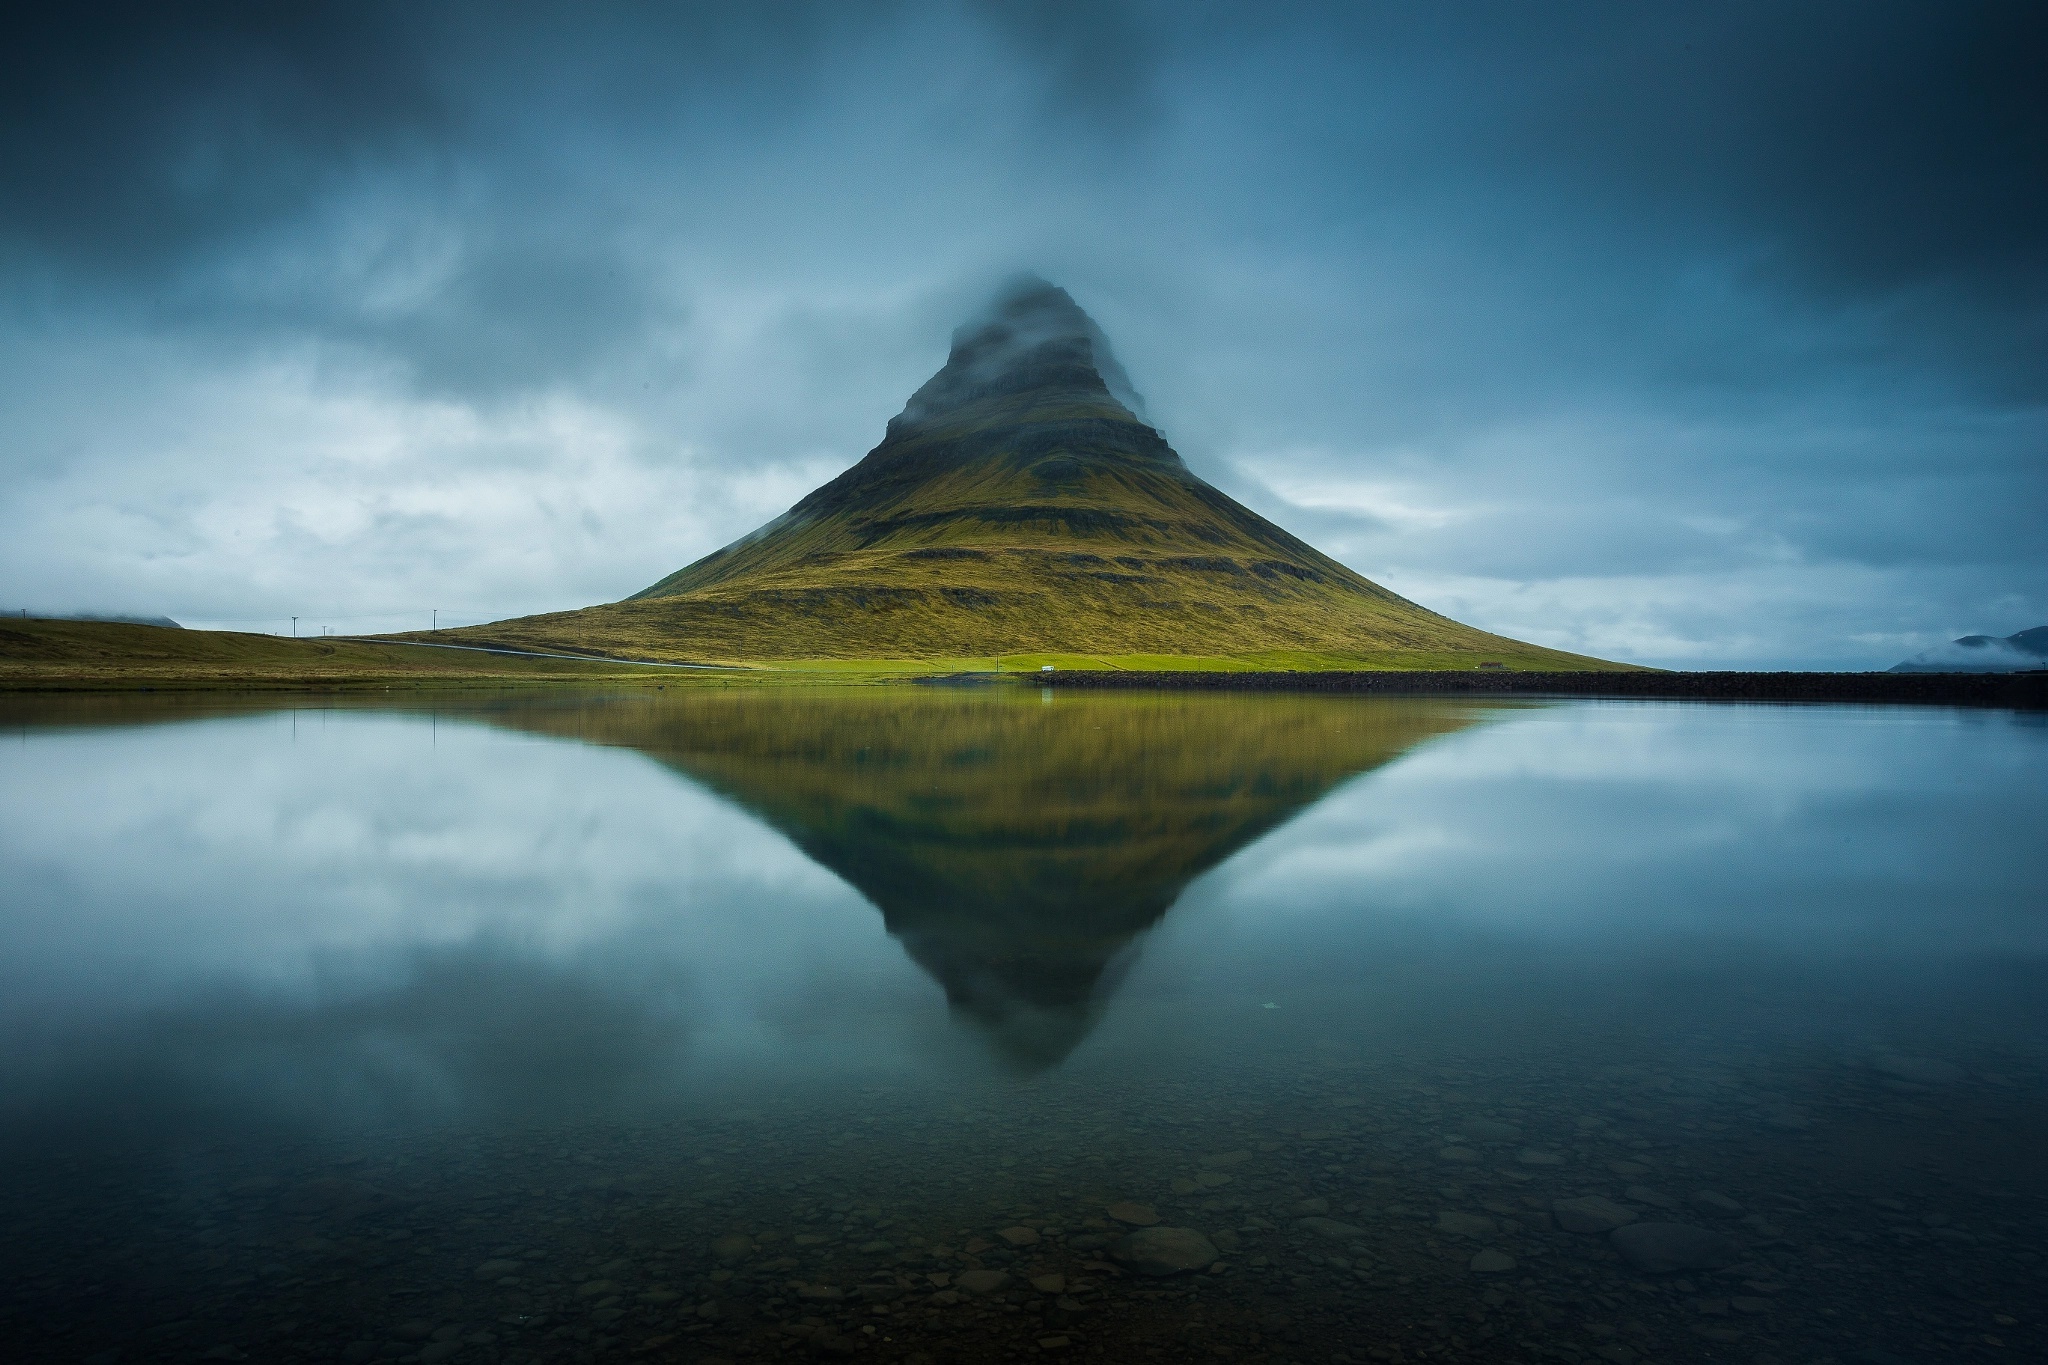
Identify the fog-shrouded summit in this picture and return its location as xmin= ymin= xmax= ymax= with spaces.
xmin=898 ymin=273 xmax=1148 ymax=424
xmin=420 ymin=280 xmax=1623 ymax=669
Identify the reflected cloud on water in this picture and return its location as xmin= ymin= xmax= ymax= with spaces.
xmin=488 ymin=690 xmax=1488 ymax=1069
xmin=0 ymin=689 xmax=1493 ymax=1145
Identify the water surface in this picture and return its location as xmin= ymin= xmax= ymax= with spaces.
xmin=1 ymin=689 xmax=2043 ymax=1365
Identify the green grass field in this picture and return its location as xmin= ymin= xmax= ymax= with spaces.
xmin=0 ymin=619 xmax=1644 ymax=691
xmin=0 ymin=619 xmax=687 ymax=691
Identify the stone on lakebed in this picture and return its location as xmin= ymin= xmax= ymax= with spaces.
xmin=1296 ymin=1216 xmax=1367 ymax=1242
xmin=1111 ymin=1227 xmax=1220 ymax=1276
xmin=1610 ymin=1222 xmax=1742 ymax=1273
xmin=954 ymin=1269 xmax=1011 ymax=1295
xmin=1435 ymin=1212 xmax=1498 ymax=1239
xmin=1552 ymin=1196 xmax=1638 ymax=1234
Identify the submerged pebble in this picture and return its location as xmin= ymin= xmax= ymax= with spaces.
xmin=1610 ymin=1222 xmax=1743 ymax=1272
xmin=1111 ymin=1227 xmax=1220 ymax=1276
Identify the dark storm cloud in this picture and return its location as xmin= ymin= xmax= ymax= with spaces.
xmin=0 ymin=1 xmax=1157 ymax=277
xmin=1555 ymin=5 xmax=2047 ymax=301
xmin=1188 ymin=2 xmax=2048 ymax=402
xmin=972 ymin=0 xmax=1165 ymax=134
xmin=8 ymin=3 xmax=2040 ymax=319
xmin=1472 ymin=2 xmax=2048 ymax=397
xmin=0 ymin=1 xmax=2041 ymax=664
xmin=0 ymin=3 xmax=446 ymax=274
xmin=1292 ymin=4 xmax=2048 ymax=297
xmin=0 ymin=2 xmax=1164 ymax=400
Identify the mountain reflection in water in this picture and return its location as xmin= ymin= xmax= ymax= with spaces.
xmin=0 ymin=687 xmax=1494 ymax=1126
xmin=479 ymin=689 xmax=1489 ymax=1069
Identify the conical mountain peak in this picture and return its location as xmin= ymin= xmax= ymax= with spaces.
xmin=897 ymin=275 xmax=1146 ymax=425
xmin=433 ymin=277 xmax=1616 ymax=672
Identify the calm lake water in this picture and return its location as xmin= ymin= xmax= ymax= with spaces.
xmin=0 ymin=689 xmax=2043 ymax=1365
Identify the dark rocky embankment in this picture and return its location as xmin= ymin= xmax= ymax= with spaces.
xmin=1038 ymin=670 xmax=2048 ymax=710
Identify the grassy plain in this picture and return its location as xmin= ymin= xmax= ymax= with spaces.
xmin=0 ymin=619 xmax=679 ymax=691
xmin=0 ymin=619 xmax=1641 ymax=691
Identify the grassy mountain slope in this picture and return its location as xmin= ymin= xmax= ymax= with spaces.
xmin=417 ymin=280 xmax=1626 ymax=671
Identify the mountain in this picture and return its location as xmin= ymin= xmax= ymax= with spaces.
xmin=47 ymin=612 xmax=182 ymax=628
xmin=426 ymin=277 xmax=1622 ymax=670
xmin=1891 ymin=626 xmax=2048 ymax=673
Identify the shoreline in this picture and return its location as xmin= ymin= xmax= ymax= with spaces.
xmin=1035 ymin=669 xmax=2048 ymax=709
xmin=6 ymin=623 xmax=2044 ymax=707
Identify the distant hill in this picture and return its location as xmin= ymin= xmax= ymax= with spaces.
xmin=40 ymin=612 xmax=182 ymax=629
xmin=0 ymin=618 xmax=656 ymax=688
xmin=1891 ymin=626 xmax=2048 ymax=673
xmin=421 ymin=277 xmax=1626 ymax=671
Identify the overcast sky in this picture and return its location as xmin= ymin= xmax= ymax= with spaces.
xmin=3 ymin=2 xmax=2041 ymax=667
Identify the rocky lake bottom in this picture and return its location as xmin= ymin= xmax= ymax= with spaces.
xmin=7 ymin=1013 xmax=2043 ymax=1365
